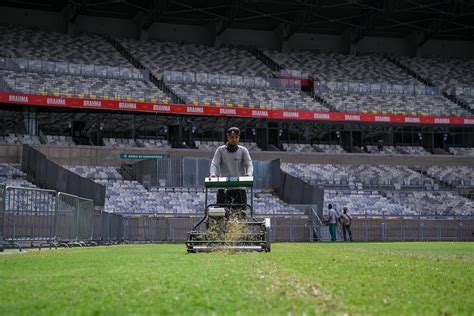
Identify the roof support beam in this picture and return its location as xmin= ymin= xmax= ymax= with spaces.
xmin=351 ymin=0 xmax=397 ymax=45
xmin=208 ymin=0 xmax=244 ymax=47
xmin=271 ymin=0 xmax=320 ymax=51
xmin=416 ymin=3 xmax=468 ymax=48
xmin=215 ymin=0 xmax=243 ymax=36
xmin=283 ymin=0 xmax=319 ymax=41
xmin=141 ymin=0 xmax=170 ymax=31
xmin=63 ymin=0 xmax=86 ymax=34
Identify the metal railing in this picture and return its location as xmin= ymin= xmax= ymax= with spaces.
xmin=0 ymin=185 xmax=96 ymax=250
xmin=163 ymin=70 xmax=302 ymax=90
xmin=311 ymin=100 xmax=469 ymax=117
xmin=351 ymin=217 xmax=473 ymax=241
xmin=2 ymin=186 xmax=57 ymax=249
xmin=174 ymin=95 xmax=327 ymax=111
xmin=314 ymin=80 xmax=444 ymax=96
xmin=1 ymin=184 xmax=472 ymax=248
xmin=0 ymin=80 xmax=169 ymax=104
xmin=0 ymin=57 xmax=148 ymax=81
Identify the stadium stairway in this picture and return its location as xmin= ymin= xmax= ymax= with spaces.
xmin=317 ymin=225 xmax=344 ymax=241
xmin=410 ymin=166 xmax=453 ymax=189
xmin=0 ymin=77 xmax=13 ymax=92
xmin=442 ymin=93 xmax=474 ymax=116
xmin=385 ymin=55 xmax=474 ymax=116
xmin=460 ymin=189 xmax=474 ymax=202
xmin=310 ymin=91 xmax=339 ymax=112
xmin=248 ymin=47 xmax=282 ymax=72
xmin=309 ymin=208 xmax=344 ymax=241
xmin=119 ymin=164 xmax=136 ymax=181
xmin=385 ymin=55 xmax=431 ymax=86
xmin=103 ymin=35 xmax=186 ymax=105
xmin=432 ymin=148 xmax=450 ymax=155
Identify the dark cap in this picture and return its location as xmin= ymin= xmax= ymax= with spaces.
xmin=227 ymin=127 xmax=240 ymax=135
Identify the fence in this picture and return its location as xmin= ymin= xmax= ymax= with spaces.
xmin=350 ymin=217 xmax=474 ymax=241
xmin=132 ymin=157 xmax=281 ymax=189
xmin=1 ymin=185 xmax=473 ymax=249
xmin=163 ymin=70 xmax=302 ymax=90
xmin=314 ymin=80 xmax=443 ymax=96
xmin=310 ymin=210 xmax=474 ymax=242
xmin=0 ymin=185 xmax=97 ymax=250
xmin=21 ymin=145 xmax=106 ymax=207
xmin=117 ymin=216 xmax=474 ymax=242
xmin=56 ymin=192 xmax=95 ymax=246
xmin=2 ymin=186 xmax=57 ymax=248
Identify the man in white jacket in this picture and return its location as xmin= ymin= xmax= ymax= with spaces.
xmin=210 ymin=127 xmax=253 ymax=207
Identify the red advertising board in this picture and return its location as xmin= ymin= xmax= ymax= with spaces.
xmin=0 ymin=92 xmax=472 ymax=125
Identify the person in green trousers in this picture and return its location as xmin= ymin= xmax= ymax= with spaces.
xmin=327 ymin=204 xmax=337 ymax=241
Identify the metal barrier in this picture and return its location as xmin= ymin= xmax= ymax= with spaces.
xmin=1 ymin=184 xmax=472 ymax=248
xmin=78 ymin=198 xmax=94 ymax=244
xmin=351 ymin=218 xmax=473 ymax=241
xmin=57 ymin=192 xmax=78 ymax=245
xmin=0 ymin=184 xmax=5 ymax=250
xmin=1 ymin=186 xmax=57 ymax=250
xmin=92 ymin=210 xmax=103 ymax=242
xmin=108 ymin=213 xmax=123 ymax=243
xmin=0 ymin=185 xmax=97 ymax=250
xmin=123 ymin=216 xmax=161 ymax=243
xmin=123 ymin=216 xmax=139 ymax=243
xmin=99 ymin=211 xmax=124 ymax=244
xmin=56 ymin=192 xmax=95 ymax=246
xmin=101 ymin=211 xmax=110 ymax=243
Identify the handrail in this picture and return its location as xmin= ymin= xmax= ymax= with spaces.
xmin=310 ymin=207 xmax=324 ymax=226
xmin=0 ymin=56 xmax=148 ymax=81
xmin=309 ymin=207 xmax=322 ymax=241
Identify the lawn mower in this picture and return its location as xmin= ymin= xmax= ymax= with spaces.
xmin=186 ymin=176 xmax=271 ymax=253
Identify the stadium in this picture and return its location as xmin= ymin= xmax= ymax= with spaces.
xmin=0 ymin=0 xmax=473 ymax=314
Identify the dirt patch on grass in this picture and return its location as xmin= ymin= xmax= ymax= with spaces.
xmin=255 ymin=261 xmax=342 ymax=313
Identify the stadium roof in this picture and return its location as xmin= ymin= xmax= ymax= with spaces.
xmin=3 ymin=0 xmax=474 ymax=42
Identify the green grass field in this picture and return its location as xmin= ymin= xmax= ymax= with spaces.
xmin=1 ymin=242 xmax=473 ymax=315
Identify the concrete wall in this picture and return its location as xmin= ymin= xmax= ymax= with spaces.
xmin=288 ymin=33 xmax=346 ymax=53
xmin=0 ymin=7 xmax=67 ymax=32
xmin=357 ymin=36 xmax=412 ymax=56
xmin=221 ymin=28 xmax=278 ymax=49
xmin=147 ymin=22 xmax=212 ymax=45
xmin=0 ymin=145 xmax=22 ymax=164
xmin=74 ymin=15 xmax=139 ymax=38
xmin=421 ymin=39 xmax=474 ymax=59
xmin=1 ymin=145 xmax=473 ymax=167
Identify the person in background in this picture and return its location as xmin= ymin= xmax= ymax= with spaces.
xmin=339 ymin=207 xmax=353 ymax=241
xmin=327 ymin=204 xmax=338 ymax=242
xmin=377 ymin=139 xmax=384 ymax=152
